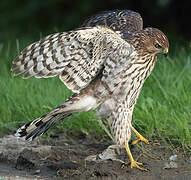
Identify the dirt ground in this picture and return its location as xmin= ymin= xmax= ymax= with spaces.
xmin=0 ymin=132 xmax=191 ymax=180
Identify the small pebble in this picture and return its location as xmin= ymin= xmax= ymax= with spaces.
xmin=169 ymin=155 xmax=177 ymax=161
xmin=164 ymin=161 xmax=178 ymax=169
xmin=35 ymin=169 xmax=40 ymax=174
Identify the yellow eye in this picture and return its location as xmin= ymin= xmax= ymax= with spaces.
xmin=155 ymin=43 xmax=162 ymax=49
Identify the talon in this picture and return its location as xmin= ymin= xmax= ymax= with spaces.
xmin=125 ymin=144 xmax=148 ymax=171
xmin=130 ymin=160 xmax=148 ymax=171
xmin=132 ymin=139 xmax=141 ymax=145
xmin=132 ymin=135 xmax=149 ymax=145
xmin=133 ymin=161 xmax=143 ymax=166
xmin=131 ymin=126 xmax=149 ymax=145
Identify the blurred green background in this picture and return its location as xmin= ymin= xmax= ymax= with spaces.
xmin=0 ymin=0 xmax=191 ymax=43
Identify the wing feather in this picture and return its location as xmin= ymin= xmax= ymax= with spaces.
xmin=81 ymin=9 xmax=143 ymax=38
xmin=12 ymin=26 xmax=133 ymax=93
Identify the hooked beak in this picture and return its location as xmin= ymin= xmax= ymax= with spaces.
xmin=163 ymin=48 xmax=168 ymax=57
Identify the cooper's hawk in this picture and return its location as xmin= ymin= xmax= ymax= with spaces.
xmin=81 ymin=10 xmax=147 ymax=146
xmin=12 ymin=10 xmax=169 ymax=171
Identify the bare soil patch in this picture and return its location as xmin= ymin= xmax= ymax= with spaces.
xmin=0 ymin=132 xmax=191 ymax=180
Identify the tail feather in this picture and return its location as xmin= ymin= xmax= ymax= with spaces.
xmin=15 ymin=93 xmax=98 ymax=141
xmin=15 ymin=112 xmax=71 ymax=141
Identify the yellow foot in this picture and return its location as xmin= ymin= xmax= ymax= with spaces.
xmin=132 ymin=136 xmax=149 ymax=145
xmin=130 ymin=160 xmax=148 ymax=171
xmin=125 ymin=144 xmax=148 ymax=171
xmin=131 ymin=126 xmax=149 ymax=145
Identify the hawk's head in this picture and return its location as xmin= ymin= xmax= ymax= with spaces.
xmin=130 ymin=28 xmax=169 ymax=57
xmin=140 ymin=28 xmax=169 ymax=56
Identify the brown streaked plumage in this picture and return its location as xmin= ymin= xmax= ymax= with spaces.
xmin=12 ymin=10 xmax=169 ymax=171
xmin=81 ymin=9 xmax=143 ymax=38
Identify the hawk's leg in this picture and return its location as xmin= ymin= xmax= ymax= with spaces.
xmin=131 ymin=126 xmax=149 ymax=145
xmin=125 ymin=144 xmax=147 ymax=171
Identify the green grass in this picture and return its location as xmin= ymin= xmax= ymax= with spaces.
xmin=0 ymin=40 xmax=191 ymax=149
xmin=0 ymin=41 xmax=104 ymax=137
xmin=134 ymin=49 xmax=191 ymax=149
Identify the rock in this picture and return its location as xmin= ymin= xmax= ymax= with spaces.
xmin=85 ymin=144 xmax=125 ymax=163
xmin=169 ymin=154 xmax=177 ymax=161
xmin=164 ymin=161 xmax=178 ymax=169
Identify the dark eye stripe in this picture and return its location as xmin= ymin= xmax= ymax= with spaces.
xmin=155 ymin=43 xmax=162 ymax=49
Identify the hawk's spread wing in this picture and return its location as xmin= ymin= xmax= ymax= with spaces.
xmin=12 ymin=26 xmax=133 ymax=93
xmin=81 ymin=10 xmax=143 ymax=38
